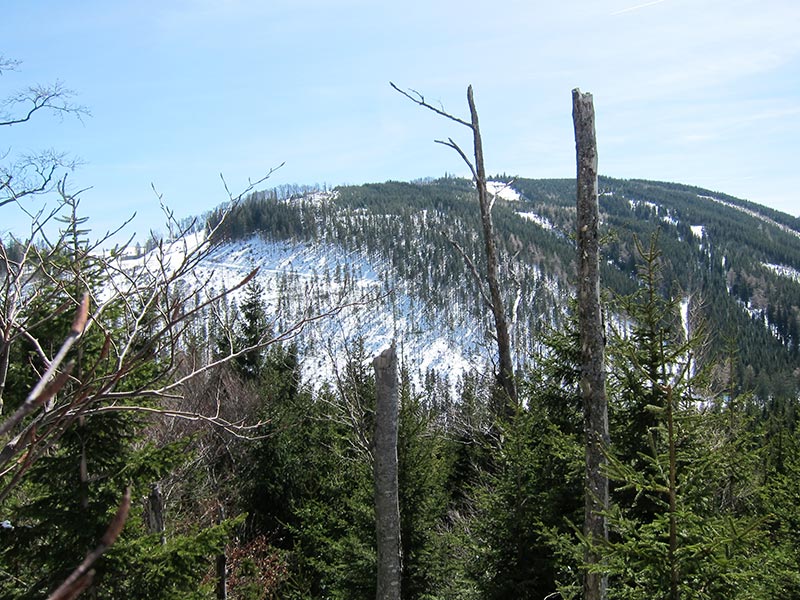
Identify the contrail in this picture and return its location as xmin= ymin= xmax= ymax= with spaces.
xmin=612 ymin=0 xmax=669 ymax=15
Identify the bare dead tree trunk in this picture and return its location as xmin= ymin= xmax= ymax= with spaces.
xmin=666 ymin=384 xmax=679 ymax=600
xmin=0 ymin=334 xmax=9 ymax=414
xmin=216 ymin=553 xmax=227 ymax=600
xmin=467 ymin=87 xmax=517 ymax=410
xmin=373 ymin=345 xmax=401 ymax=600
xmin=390 ymin=82 xmax=516 ymax=410
xmin=573 ymin=88 xmax=609 ymax=600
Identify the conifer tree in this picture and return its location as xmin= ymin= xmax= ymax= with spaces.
xmin=236 ymin=278 xmax=270 ymax=380
xmin=601 ymin=235 xmax=768 ymax=600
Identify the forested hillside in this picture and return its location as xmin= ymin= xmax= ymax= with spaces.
xmin=207 ymin=175 xmax=800 ymax=401
xmin=3 ymin=173 xmax=800 ymax=599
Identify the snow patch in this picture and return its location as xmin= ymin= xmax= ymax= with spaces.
xmin=763 ymin=263 xmax=800 ymax=283
xmin=151 ymin=234 xmax=490 ymax=395
xmin=628 ymin=198 xmax=660 ymax=212
xmin=487 ymin=181 xmax=521 ymax=202
xmin=680 ymin=296 xmax=690 ymax=342
xmin=518 ymin=211 xmax=554 ymax=230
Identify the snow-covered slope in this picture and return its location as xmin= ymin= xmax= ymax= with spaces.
xmin=120 ymin=175 xmax=800 ymax=402
xmin=189 ymin=235 xmax=489 ymax=394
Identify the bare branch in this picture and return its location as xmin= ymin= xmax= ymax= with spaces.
xmin=0 ymin=80 xmax=89 ymax=128
xmin=390 ymin=82 xmax=473 ymax=129
xmin=0 ymin=56 xmax=21 ymax=74
xmin=0 ymin=162 xmax=339 ymax=499
xmin=0 ymin=151 xmax=79 ymax=208
xmin=135 ymin=290 xmax=382 ymax=398
xmin=0 ymin=295 xmax=88 ymax=436
xmin=219 ymin=162 xmax=285 ymax=204
xmin=400 ymin=82 xmax=516 ymax=407
xmin=78 ymin=405 xmax=268 ymax=440
xmin=434 ymin=138 xmax=477 ymax=181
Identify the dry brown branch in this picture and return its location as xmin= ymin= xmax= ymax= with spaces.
xmin=0 ymin=276 xmax=382 ymax=492
xmin=81 ymin=405 xmax=268 ymax=440
xmin=0 ymin=294 xmax=87 ymax=436
xmin=0 ymin=168 xmax=304 ymax=488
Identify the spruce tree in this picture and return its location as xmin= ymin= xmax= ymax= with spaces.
xmin=601 ymin=235 xmax=767 ymax=600
xmin=236 ymin=279 xmax=270 ymax=380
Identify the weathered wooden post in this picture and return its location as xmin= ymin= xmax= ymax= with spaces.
xmin=573 ymin=88 xmax=609 ymax=600
xmin=373 ymin=345 xmax=401 ymax=600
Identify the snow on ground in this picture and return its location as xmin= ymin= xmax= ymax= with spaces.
xmin=283 ymin=189 xmax=338 ymax=207
xmin=690 ymin=225 xmax=705 ymax=239
xmin=680 ymin=296 xmax=690 ymax=342
xmin=156 ymin=234 xmax=489 ymax=394
xmin=763 ymin=262 xmax=800 ymax=283
xmin=518 ymin=211 xmax=554 ymax=230
xmin=487 ymin=181 xmax=521 ymax=202
xmin=628 ymin=198 xmax=660 ymax=212
xmin=627 ymin=198 xmax=680 ymax=227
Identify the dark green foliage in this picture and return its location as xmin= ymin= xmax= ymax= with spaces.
xmin=600 ymin=236 xmax=777 ymax=599
xmin=278 ymin=399 xmax=376 ymax=597
xmin=396 ymin=379 xmax=460 ymax=598
xmin=236 ymin=342 xmax=377 ymax=598
xmin=456 ymin=314 xmax=585 ymax=600
xmin=235 ymin=279 xmax=270 ymax=380
xmin=102 ymin=516 xmax=244 ymax=599
xmin=468 ymin=406 xmax=583 ymax=599
xmin=238 ymin=343 xmax=311 ymax=545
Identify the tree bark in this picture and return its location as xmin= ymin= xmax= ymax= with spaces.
xmin=373 ymin=345 xmax=401 ymax=600
xmin=666 ymin=385 xmax=679 ymax=600
xmin=573 ymin=88 xmax=609 ymax=600
xmin=145 ymin=482 xmax=166 ymax=546
xmin=216 ymin=552 xmax=228 ymax=600
xmin=467 ymin=86 xmax=517 ymax=410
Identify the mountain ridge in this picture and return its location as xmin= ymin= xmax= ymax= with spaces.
xmin=188 ymin=175 xmax=799 ymax=400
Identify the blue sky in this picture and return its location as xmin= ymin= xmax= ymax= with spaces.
xmin=2 ymin=0 xmax=798 ymax=239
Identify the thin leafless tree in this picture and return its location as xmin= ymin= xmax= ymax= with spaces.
xmin=391 ymin=83 xmax=517 ymax=410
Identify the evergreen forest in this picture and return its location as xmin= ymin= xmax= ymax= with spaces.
xmin=3 ymin=171 xmax=800 ymax=599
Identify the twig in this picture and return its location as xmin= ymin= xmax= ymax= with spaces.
xmin=0 ymin=293 xmax=87 ymax=437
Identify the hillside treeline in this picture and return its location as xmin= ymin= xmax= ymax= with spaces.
xmin=2 ymin=177 xmax=799 ymax=598
xmin=208 ymin=176 xmax=800 ymax=400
